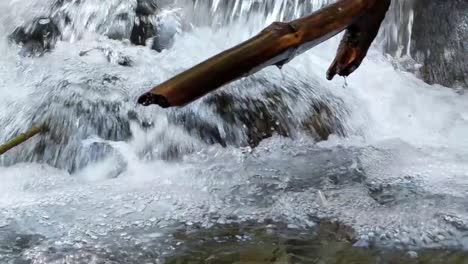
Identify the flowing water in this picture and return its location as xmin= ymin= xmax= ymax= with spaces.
xmin=0 ymin=0 xmax=468 ymax=263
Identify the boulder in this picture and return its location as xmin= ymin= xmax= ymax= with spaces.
xmin=9 ymin=17 xmax=61 ymax=56
xmin=130 ymin=5 xmax=178 ymax=53
xmin=410 ymin=0 xmax=468 ymax=88
xmin=170 ymin=77 xmax=347 ymax=148
xmin=136 ymin=0 xmax=159 ymax=16
xmin=130 ymin=16 xmax=157 ymax=46
xmin=150 ymin=11 xmax=178 ymax=52
xmin=130 ymin=0 xmax=159 ymax=47
xmin=0 ymin=75 xmax=133 ymax=173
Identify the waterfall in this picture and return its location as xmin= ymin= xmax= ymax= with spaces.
xmin=0 ymin=0 xmax=423 ymax=171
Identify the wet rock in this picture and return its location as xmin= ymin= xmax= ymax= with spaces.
xmin=130 ymin=10 xmax=178 ymax=52
xmin=166 ymin=220 xmax=355 ymax=264
xmin=130 ymin=0 xmax=160 ymax=47
xmin=0 ymin=75 xmax=133 ymax=173
xmin=407 ymin=251 xmax=418 ymax=259
xmin=105 ymin=13 xmax=136 ymax=41
xmin=411 ymin=0 xmax=468 ymax=88
xmin=205 ymin=92 xmax=292 ymax=148
xmin=169 ymin=110 xmax=227 ymax=147
xmin=152 ymin=79 xmax=347 ymax=160
xmin=0 ymin=227 xmax=46 ymax=263
xmin=150 ymin=30 xmax=175 ymax=52
xmin=313 ymin=221 xmax=357 ymax=243
xmin=353 ymin=238 xmax=370 ymax=248
xmin=302 ymin=101 xmax=346 ymax=141
xmin=136 ymin=0 xmax=159 ymax=16
xmin=130 ymin=16 xmax=157 ymax=46
xmin=366 ymin=181 xmax=420 ymax=206
xmin=441 ymin=214 xmax=468 ymax=231
xmin=164 ymin=75 xmax=348 ymax=149
xmin=150 ymin=12 xmax=179 ymax=52
xmin=9 ymin=17 xmax=61 ymax=56
xmin=79 ymin=47 xmax=133 ymax=67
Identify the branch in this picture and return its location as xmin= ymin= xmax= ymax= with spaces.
xmin=138 ymin=0 xmax=391 ymax=108
xmin=0 ymin=125 xmax=47 ymax=156
xmin=327 ymin=0 xmax=391 ymax=80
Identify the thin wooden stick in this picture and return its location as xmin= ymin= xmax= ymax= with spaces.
xmin=138 ymin=0 xmax=391 ymax=108
xmin=0 ymin=125 xmax=47 ymax=155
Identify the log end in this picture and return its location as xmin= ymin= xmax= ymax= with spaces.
xmin=137 ymin=92 xmax=171 ymax=108
xmin=326 ymin=45 xmax=362 ymax=80
xmin=326 ymin=0 xmax=391 ymax=81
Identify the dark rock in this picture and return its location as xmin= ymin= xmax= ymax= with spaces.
xmin=203 ymin=88 xmax=345 ymax=147
xmin=0 ymin=229 xmax=45 ymax=256
xmin=130 ymin=2 xmax=178 ymax=52
xmin=105 ymin=13 xmax=135 ymax=41
xmin=130 ymin=16 xmax=157 ymax=46
xmin=116 ymin=55 xmax=133 ymax=67
xmin=136 ymin=0 xmax=159 ymax=16
xmin=130 ymin=0 xmax=160 ymax=47
xmin=9 ymin=17 xmax=61 ymax=56
xmin=366 ymin=181 xmax=421 ymax=206
xmin=19 ymin=41 xmax=46 ymax=57
xmin=130 ymin=14 xmax=177 ymax=52
xmin=205 ymin=92 xmax=292 ymax=148
xmin=302 ymin=101 xmax=346 ymax=141
xmin=156 ymin=78 xmax=346 ymax=160
xmin=169 ymin=110 xmax=227 ymax=147
xmin=411 ymin=0 xmax=468 ymax=88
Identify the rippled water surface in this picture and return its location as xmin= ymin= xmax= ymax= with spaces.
xmin=0 ymin=0 xmax=468 ymax=263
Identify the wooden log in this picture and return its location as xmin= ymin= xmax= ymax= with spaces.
xmin=0 ymin=125 xmax=46 ymax=156
xmin=327 ymin=0 xmax=391 ymax=80
xmin=138 ymin=0 xmax=391 ymax=108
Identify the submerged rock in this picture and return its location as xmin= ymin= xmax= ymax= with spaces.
xmin=163 ymin=220 xmax=468 ymax=264
xmin=9 ymin=17 xmax=61 ymax=56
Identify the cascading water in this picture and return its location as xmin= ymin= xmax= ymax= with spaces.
xmin=1 ymin=0 xmax=468 ymax=263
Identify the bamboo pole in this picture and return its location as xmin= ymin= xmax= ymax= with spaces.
xmin=0 ymin=125 xmax=47 ymax=155
xmin=138 ymin=0 xmax=391 ymax=108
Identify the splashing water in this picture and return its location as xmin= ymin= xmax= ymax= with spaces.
xmin=1 ymin=0 xmax=468 ymax=262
